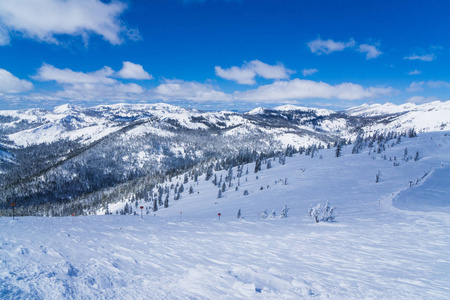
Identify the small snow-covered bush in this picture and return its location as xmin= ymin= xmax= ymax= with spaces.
xmin=308 ymin=201 xmax=336 ymax=223
xmin=261 ymin=209 xmax=268 ymax=219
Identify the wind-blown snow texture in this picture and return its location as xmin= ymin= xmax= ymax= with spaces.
xmin=1 ymin=131 xmax=449 ymax=299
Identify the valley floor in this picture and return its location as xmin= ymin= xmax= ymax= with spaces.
xmin=1 ymin=131 xmax=450 ymax=299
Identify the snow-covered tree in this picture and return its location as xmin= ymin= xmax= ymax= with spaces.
xmin=335 ymin=144 xmax=342 ymax=157
xmin=164 ymin=193 xmax=169 ymax=208
xmin=281 ymin=204 xmax=288 ymax=218
xmin=270 ymin=210 xmax=276 ymax=218
xmin=261 ymin=209 xmax=268 ymax=219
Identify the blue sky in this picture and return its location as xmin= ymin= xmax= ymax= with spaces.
xmin=0 ymin=0 xmax=449 ymax=111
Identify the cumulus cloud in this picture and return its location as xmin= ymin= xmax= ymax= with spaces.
xmin=407 ymin=81 xmax=425 ymax=92
xmin=307 ymin=38 xmax=355 ymax=55
xmin=233 ymin=79 xmax=393 ymax=102
xmin=308 ymin=38 xmax=382 ymax=59
xmin=358 ymin=44 xmax=382 ymax=59
xmin=0 ymin=68 xmax=33 ymax=93
xmin=53 ymin=82 xmax=144 ymax=101
xmin=215 ymin=60 xmax=294 ymax=85
xmin=34 ymin=63 xmax=115 ymax=84
xmin=0 ymin=0 xmax=135 ymax=45
xmin=406 ymin=96 xmax=440 ymax=104
xmin=427 ymin=81 xmax=450 ymax=88
xmin=404 ymin=54 xmax=435 ymax=61
xmin=117 ymin=62 xmax=152 ymax=80
xmin=153 ymin=79 xmax=231 ymax=102
xmin=302 ymin=68 xmax=318 ymax=77
xmin=33 ymin=63 xmax=145 ymax=101
xmin=408 ymin=69 xmax=422 ymax=75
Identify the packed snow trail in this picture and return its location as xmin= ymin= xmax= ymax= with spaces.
xmin=1 ymin=131 xmax=450 ymax=299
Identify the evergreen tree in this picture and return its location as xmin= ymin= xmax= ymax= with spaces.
xmin=205 ymin=167 xmax=213 ymax=181
xmin=189 ymin=185 xmax=194 ymax=194
xmin=254 ymin=159 xmax=262 ymax=173
xmin=237 ymin=208 xmax=241 ymax=219
xmin=261 ymin=209 xmax=268 ymax=219
xmin=335 ymin=144 xmax=342 ymax=157
xmin=281 ymin=204 xmax=289 ymax=218
xmin=164 ymin=193 xmax=169 ymax=208
xmin=217 ymin=189 xmax=222 ymax=198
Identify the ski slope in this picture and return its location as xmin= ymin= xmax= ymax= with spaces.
xmin=1 ymin=132 xmax=450 ymax=299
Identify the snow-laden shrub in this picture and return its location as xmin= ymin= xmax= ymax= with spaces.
xmin=308 ymin=201 xmax=336 ymax=223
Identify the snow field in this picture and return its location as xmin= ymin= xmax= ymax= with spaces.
xmin=1 ymin=131 xmax=450 ymax=299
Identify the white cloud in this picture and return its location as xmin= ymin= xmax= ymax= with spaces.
xmin=302 ymin=68 xmax=318 ymax=77
xmin=0 ymin=25 xmax=10 ymax=45
xmin=215 ymin=65 xmax=255 ymax=85
xmin=34 ymin=63 xmax=115 ymax=84
xmin=307 ymin=38 xmax=355 ymax=55
xmin=406 ymin=96 xmax=440 ymax=104
xmin=215 ymin=60 xmax=294 ymax=85
xmin=427 ymin=81 xmax=450 ymax=88
xmin=404 ymin=54 xmax=435 ymax=61
xmin=233 ymin=79 xmax=393 ymax=102
xmin=407 ymin=81 xmax=424 ymax=92
xmin=54 ymin=82 xmax=144 ymax=101
xmin=117 ymin=62 xmax=152 ymax=80
xmin=408 ymin=69 xmax=422 ymax=75
xmin=153 ymin=79 xmax=232 ymax=102
xmin=0 ymin=68 xmax=33 ymax=93
xmin=33 ymin=64 xmax=145 ymax=101
xmin=0 ymin=0 xmax=134 ymax=45
xmin=358 ymin=44 xmax=382 ymax=59
xmin=308 ymin=38 xmax=382 ymax=59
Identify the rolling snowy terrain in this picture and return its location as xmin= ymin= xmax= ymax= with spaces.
xmin=1 ymin=101 xmax=450 ymax=217
xmin=1 ymin=131 xmax=449 ymax=299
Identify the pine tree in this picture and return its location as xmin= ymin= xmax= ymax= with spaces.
xmin=237 ymin=208 xmax=241 ymax=219
xmin=189 ymin=185 xmax=194 ymax=194
xmin=414 ymin=151 xmax=419 ymax=161
xmin=281 ymin=204 xmax=288 ymax=218
xmin=335 ymin=144 xmax=342 ymax=157
xmin=217 ymin=189 xmax=222 ymax=198
xmin=254 ymin=159 xmax=262 ymax=173
xmin=164 ymin=193 xmax=169 ymax=208
xmin=221 ymin=182 xmax=226 ymax=192
xmin=261 ymin=209 xmax=268 ymax=219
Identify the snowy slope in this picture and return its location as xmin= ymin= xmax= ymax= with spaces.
xmin=2 ymin=100 xmax=450 ymax=148
xmin=1 ymin=131 xmax=449 ymax=299
xmin=346 ymin=101 xmax=450 ymax=133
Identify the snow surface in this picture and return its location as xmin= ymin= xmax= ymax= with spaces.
xmin=1 ymin=132 xmax=450 ymax=298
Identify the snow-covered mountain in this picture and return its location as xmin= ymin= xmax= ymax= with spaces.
xmin=2 ymin=100 xmax=449 ymax=148
xmin=0 ymin=101 xmax=449 ymax=216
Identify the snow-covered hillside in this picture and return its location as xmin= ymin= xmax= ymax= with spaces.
xmin=1 ymin=131 xmax=449 ymax=299
xmin=1 ymin=101 xmax=450 ymax=148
